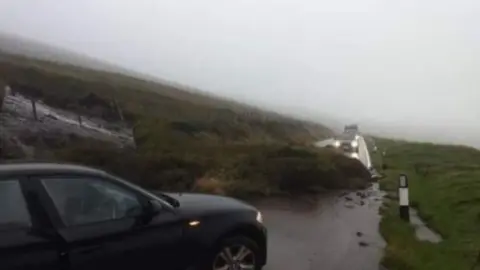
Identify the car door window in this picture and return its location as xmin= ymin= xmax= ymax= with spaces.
xmin=41 ymin=177 xmax=143 ymax=227
xmin=0 ymin=180 xmax=31 ymax=231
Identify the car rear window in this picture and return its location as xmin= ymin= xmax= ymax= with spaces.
xmin=0 ymin=180 xmax=31 ymax=231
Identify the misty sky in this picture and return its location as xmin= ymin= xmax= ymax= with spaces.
xmin=1 ymin=0 xmax=480 ymax=146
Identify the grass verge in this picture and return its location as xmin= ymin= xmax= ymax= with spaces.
xmin=375 ymin=138 xmax=480 ymax=270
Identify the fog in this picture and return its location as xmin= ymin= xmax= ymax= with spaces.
xmin=1 ymin=0 xmax=480 ymax=146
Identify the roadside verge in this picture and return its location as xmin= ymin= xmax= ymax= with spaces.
xmin=375 ymin=138 xmax=480 ymax=270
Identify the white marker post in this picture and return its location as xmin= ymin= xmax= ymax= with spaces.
xmin=399 ymin=174 xmax=410 ymax=221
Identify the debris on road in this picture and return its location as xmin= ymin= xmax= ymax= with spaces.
xmin=344 ymin=201 xmax=355 ymax=208
xmin=255 ymin=182 xmax=386 ymax=270
xmin=358 ymin=241 xmax=369 ymax=247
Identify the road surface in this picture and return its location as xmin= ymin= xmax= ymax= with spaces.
xmin=254 ymin=135 xmax=384 ymax=270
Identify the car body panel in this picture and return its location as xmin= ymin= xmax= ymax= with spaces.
xmin=165 ymin=193 xmax=257 ymax=215
xmin=57 ymin=213 xmax=184 ymax=270
xmin=23 ymin=173 xmax=185 ymax=270
xmin=163 ymin=192 xmax=266 ymax=267
xmin=0 ymin=228 xmax=61 ymax=270
xmin=0 ymin=163 xmax=267 ymax=270
xmin=0 ymin=175 xmax=63 ymax=270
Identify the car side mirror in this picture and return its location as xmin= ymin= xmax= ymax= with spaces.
xmin=138 ymin=200 xmax=163 ymax=223
xmin=149 ymin=199 xmax=164 ymax=213
xmin=126 ymin=205 xmax=145 ymax=218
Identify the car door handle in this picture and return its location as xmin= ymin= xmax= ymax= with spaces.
xmin=77 ymin=245 xmax=102 ymax=254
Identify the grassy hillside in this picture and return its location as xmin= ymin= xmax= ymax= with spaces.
xmin=0 ymin=51 xmax=332 ymax=142
xmin=375 ymin=138 xmax=480 ymax=270
xmin=0 ymin=38 xmax=371 ymax=196
xmin=0 ymin=32 xmax=146 ymax=78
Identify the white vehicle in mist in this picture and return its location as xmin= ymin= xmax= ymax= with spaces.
xmin=332 ymin=133 xmax=360 ymax=159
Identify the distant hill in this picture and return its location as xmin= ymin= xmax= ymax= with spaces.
xmin=0 ymin=32 xmax=285 ymax=114
xmin=0 ymin=32 xmax=138 ymax=75
xmin=0 ymin=32 xmax=333 ymax=141
xmin=0 ymin=32 xmax=211 ymax=90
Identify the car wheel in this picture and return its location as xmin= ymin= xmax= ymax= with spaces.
xmin=205 ymin=235 xmax=262 ymax=270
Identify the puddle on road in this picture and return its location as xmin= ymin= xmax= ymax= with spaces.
xmin=409 ymin=208 xmax=443 ymax=243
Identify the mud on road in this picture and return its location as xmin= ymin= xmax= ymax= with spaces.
xmin=254 ymin=183 xmax=385 ymax=270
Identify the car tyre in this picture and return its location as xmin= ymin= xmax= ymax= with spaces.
xmin=201 ymin=235 xmax=262 ymax=270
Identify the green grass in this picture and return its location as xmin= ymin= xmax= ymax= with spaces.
xmin=375 ymin=138 xmax=480 ymax=270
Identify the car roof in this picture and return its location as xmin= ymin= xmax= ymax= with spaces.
xmin=0 ymin=161 xmax=106 ymax=177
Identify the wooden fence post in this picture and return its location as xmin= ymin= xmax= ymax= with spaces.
xmin=31 ymin=99 xmax=38 ymax=120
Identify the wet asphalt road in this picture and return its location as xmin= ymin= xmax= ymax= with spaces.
xmin=253 ymin=135 xmax=385 ymax=270
xmin=255 ymin=183 xmax=385 ymax=270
